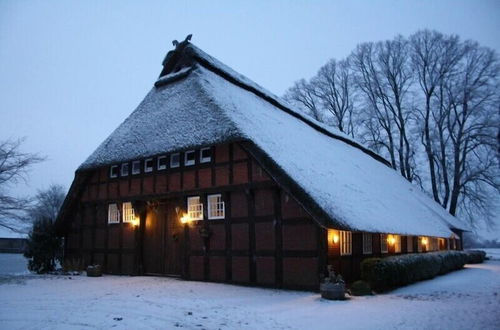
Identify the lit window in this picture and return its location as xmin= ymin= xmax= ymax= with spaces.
xmin=208 ymin=194 xmax=225 ymax=219
xmin=394 ymin=235 xmax=401 ymax=253
xmin=132 ymin=161 xmax=141 ymax=175
xmin=157 ymin=156 xmax=167 ymax=170
xmin=184 ymin=150 xmax=195 ymax=166
xmin=108 ymin=204 xmax=120 ymax=224
xmin=407 ymin=236 xmax=413 ymax=252
xmin=170 ymin=153 xmax=180 ymax=168
xmin=122 ymin=202 xmax=135 ymax=223
xmin=200 ymin=147 xmax=212 ymax=163
xmin=110 ymin=165 xmax=118 ymax=178
xmin=363 ymin=233 xmax=372 ymax=254
xmin=380 ymin=234 xmax=388 ymax=253
xmin=121 ymin=163 xmax=129 ymax=176
xmin=340 ymin=231 xmax=352 ymax=256
xmin=144 ymin=158 xmax=153 ymax=173
xmin=418 ymin=236 xmax=424 ymax=252
xmin=187 ymin=196 xmax=203 ymax=220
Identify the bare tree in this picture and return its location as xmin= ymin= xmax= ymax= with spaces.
xmin=0 ymin=138 xmax=44 ymax=231
xmin=29 ymin=184 xmax=67 ymax=223
xmin=283 ymin=79 xmax=323 ymax=122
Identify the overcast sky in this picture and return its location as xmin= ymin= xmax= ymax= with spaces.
xmin=1 ymin=0 xmax=499 ymax=228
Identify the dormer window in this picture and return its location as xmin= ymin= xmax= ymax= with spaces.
xmin=200 ymin=147 xmax=212 ymax=163
xmin=110 ymin=165 xmax=118 ymax=178
xmin=184 ymin=150 xmax=195 ymax=166
xmin=132 ymin=161 xmax=141 ymax=175
xmin=157 ymin=156 xmax=167 ymax=170
xmin=144 ymin=158 xmax=153 ymax=173
xmin=121 ymin=163 xmax=129 ymax=176
xmin=170 ymin=153 xmax=180 ymax=168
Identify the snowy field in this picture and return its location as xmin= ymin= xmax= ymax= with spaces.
xmin=0 ymin=253 xmax=28 ymax=275
xmin=0 ymin=251 xmax=499 ymax=330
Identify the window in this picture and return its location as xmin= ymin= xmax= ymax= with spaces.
xmin=208 ymin=194 xmax=225 ymax=219
xmin=394 ymin=235 xmax=401 ymax=253
xmin=170 ymin=153 xmax=180 ymax=168
xmin=110 ymin=165 xmax=118 ymax=178
xmin=363 ymin=233 xmax=372 ymax=254
xmin=122 ymin=202 xmax=135 ymax=223
xmin=184 ymin=150 xmax=195 ymax=166
xmin=121 ymin=163 xmax=129 ymax=176
xmin=132 ymin=160 xmax=141 ymax=175
xmin=407 ymin=236 xmax=413 ymax=252
xmin=340 ymin=231 xmax=352 ymax=256
xmin=380 ymin=234 xmax=388 ymax=253
xmin=157 ymin=156 xmax=167 ymax=170
xmin=144 ymin=158 xmax=153 ymax=173
xmin=108 ymin=204 xmax=120 ymax=224
xmin=418 ymin=236 xmax=424 ymax=252
xmin=187 ymin=196 xmax=203 ymax=220
xmin=200 ymin=147 xmax=212 ymax=163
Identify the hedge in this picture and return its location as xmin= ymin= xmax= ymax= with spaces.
xmin=361 ymin=250 xmax=486 ymax=292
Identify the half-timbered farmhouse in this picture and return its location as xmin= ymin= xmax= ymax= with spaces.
xmin=56 ymin=37 xmax=467 ymax=290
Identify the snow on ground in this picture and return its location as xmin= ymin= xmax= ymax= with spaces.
xmin=0 ymin=253 xmax=28 ymax=275
xmin=0 ymin=252 xmax=499 ymax=330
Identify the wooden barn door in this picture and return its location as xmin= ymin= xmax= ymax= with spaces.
xmin=143 ymin=207 xmax=165 ymax=275
xmin=164 ymin=199 xmax=183 ymax=276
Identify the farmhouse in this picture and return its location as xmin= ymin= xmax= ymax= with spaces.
xmin=56 ymin=37 xmax=467 ymax=290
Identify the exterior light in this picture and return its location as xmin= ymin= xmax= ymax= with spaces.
xmin=131 ymin=217 xmax=140 ymax=227
xmin=388 ymin=235 xmax=396 ymax=245
xmin=333 ymin=234 xmax=339 ymax=244
xmin=421 ymin=237 xmax=428 ymax=245
xmin=180 ymin=213 xmax=191 ymax=224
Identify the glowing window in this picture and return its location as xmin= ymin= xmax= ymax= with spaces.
xmin=187 ymin=196 xmax=203 ymax=220
xmin=394 ymin=235 xmax=401 ymax=253
xmin=122 ymin=202 xmax=135 ymax=223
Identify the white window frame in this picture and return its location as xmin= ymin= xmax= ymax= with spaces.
xmin=407 ymin=236 xmax=413 ymax=252
xmin=340 ymin=231 xmax=352 ymax=256
xmin=184 ymin=150 xmax=195 ymax=166
xmin=110 ymin=165 xmax=118 ymax=178
xmin=380 ymin=234 xmax=388 ymax=253
xmin=394 ymin=235 xmax=401 ymax=253
xmin=187 ymin=196 xmax=203 ymax=221
xmin=144 ymin=158 xmax=153 ymax=173
xmin=108 ymin=203 xmax=120 ymax=224
xmin=363 ymin=233 xmax=372 ymax=255
xmin=207 ymin=194 xmax=225 ymax=220
xmin=121 ymin=163 xmax=129 ymax=176
xmin=170 ymin=153 xmax=180 ymax=168
xmin=200 ymin=147 xmax=212 ymax=163
xmin=122 ymin=202 xmax=135 ymax=223
xmin=157 ymin=156 xmax=167 ymax=170
xmin=132 ymin=160 xmax=141 ymax=175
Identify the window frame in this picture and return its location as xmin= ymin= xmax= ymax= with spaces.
xmin=132 ymin=160 xmax=141 ymax=175
xmin=121 ymin=163 xmax=129 ymax=177
xmin=170 ymin=153 xmax=180 ymax=168
xmin=122 ymin=202 xmax=135 ymax=223
xmin=340 ymin=231 xmax=352 ymax=256
xmin=187 ymin=196 xmax=203 ymax=221
xmin=110 ymin=165 xmax=118 ymax=178
xmin=144 ymin=158 xmax=154 ymax=173
xmin=200 ymin=147 xmax=212 ymax=163
xmin=380 ymin=234 xmax=388 ymax=254
xmin=107 ymin=203 xmax=120 ymax=224
xmin=184 ymin=150 xmax=196 ymax=166
xmin=394 ymin=235 xmax=401 ymax=253
xmin=362 ymin=233 xmax=372 ymax=255
xmin=207 ymin=194 xmax=225 ymax=220
xmin=157 ymin=156 xmax=167 ymax=170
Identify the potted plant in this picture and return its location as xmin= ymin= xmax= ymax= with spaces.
xmin=320 ymin=265 xmax=346 ymax=300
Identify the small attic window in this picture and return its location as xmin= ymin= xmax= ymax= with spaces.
xmin=171 ymin=153 xmax=180 ymax=168
xmin=110 ymin=165 xmax=118 ymax=178
xmin=121 ymin=163 xmax=129 ymax=176
xmin=185 ymin=150 xmax=195 ymax=166
xmin=157 ymin=156 xmax=167 ymax=170
xmin=132 ymin=161 xmax=141 ymax=175
xmin=200 ymin=147 xmax=212 ymax=163
xmin=144 ymin=158 xmax=153 ymax=173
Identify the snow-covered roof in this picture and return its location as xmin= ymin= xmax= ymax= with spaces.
xmin=78 ymin=42 xmax=467 ymax=237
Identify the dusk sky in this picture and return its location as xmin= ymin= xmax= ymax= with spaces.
xmin=1 ymin=1 xmax=499 ymax=225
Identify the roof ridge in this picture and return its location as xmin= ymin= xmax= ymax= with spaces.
xmin=184 ymin=44 xmax=391 ymax=167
